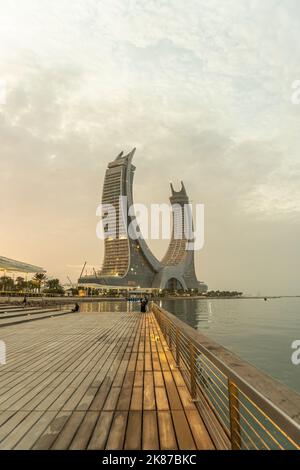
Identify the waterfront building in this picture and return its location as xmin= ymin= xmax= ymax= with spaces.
xmin=79 ymin=149 xmax=207 ymax=292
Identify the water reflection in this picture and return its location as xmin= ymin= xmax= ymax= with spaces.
xmin=159 ymin=299 xmax=213 ymax=329
xmin=80 ymin=301 xmax=140 ymax=313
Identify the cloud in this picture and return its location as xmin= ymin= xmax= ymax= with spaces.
xmin=0 ymin=0 xmax=300 ymax=293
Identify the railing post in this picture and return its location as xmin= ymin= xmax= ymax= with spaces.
xmin=175 ymin=328 xmax=180 ymax=367
xmin=168 ymin=322 xmax=172 ymax=350
xmin=228 ymin=380 xmax=242 ymax=450
xmin=157 ymin=310 xmax=161 ymax=329
xmin=189 ymin=342 xmax=197 ymax=399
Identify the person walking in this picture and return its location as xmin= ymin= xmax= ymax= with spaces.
xmin=140 ymin=296 xmax=148 ymax=313
xmin=22 ymin=295 xmax=28 ymax=309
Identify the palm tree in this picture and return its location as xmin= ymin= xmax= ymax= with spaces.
xmin=15 ymin=277 xmax=26 ymax=292
xmin=0 ymin=276 xmax=14 ymax=292
xmin=25 ymin=280 xmax=36 ymax=294
xmin=45 ymin=279 xmax=64 ymax=295
xmin=33 ymin=273 xmax=47 ymax=294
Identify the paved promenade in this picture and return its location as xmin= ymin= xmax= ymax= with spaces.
xmin=0 ymin=309 xmax=214 ymax=450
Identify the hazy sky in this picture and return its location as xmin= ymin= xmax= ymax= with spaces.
xmin=0 ymin=0 xmax=300 ymax=294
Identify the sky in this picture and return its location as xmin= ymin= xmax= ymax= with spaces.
xmin=0 ymin=0 xmax=300 ymax=294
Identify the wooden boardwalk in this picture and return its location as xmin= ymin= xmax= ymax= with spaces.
xmin=0 ymin=308 xmax=214 ymax=450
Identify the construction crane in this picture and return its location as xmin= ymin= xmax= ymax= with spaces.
xmin=79 ymin=262 xmax=87 ymax=282
xmin=67 ymin=276 xmax=75 ymax=289
xmin=93 ymin=268 xmax=98 ymax=278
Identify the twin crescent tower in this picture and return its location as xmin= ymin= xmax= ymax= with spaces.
xmin=79 ymin=149 xmax=207 ymax=292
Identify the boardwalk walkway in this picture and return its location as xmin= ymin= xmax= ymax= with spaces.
xmin=0 ymin=309 xmax=214 ymax=450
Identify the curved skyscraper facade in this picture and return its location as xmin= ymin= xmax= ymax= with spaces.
xmin=79 ymin=149 xmax=207 ymax=292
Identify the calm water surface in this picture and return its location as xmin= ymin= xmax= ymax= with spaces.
xmin=159 ymin=298 xmax=300 ymax=393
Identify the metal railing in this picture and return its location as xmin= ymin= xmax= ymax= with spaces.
xmin=152 ymin=303 xmax=300 ymax=450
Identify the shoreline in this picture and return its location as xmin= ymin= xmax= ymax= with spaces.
xmin=1 ymin=295 xmax=300 ymax=305
xmin=163 ymin=295 xmax=300 ymax=300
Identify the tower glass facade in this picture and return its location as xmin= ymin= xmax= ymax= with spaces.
xmin=79 ymin=149 xmax=207 ymax=292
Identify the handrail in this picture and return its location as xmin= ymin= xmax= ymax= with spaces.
xmin=152 ymin=303 xmax=300 ymax=450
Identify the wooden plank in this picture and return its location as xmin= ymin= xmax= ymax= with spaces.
xmin=142 ymin=411 xmax=159 ymax=450
xmin=163 ymin=371 xmax=183 ymax=410
xmin=135 ymin=360 xmax=144 ymax=372
xmin=130 ymin=387 xmax=143 ymax=411
xmin=88 ymin=411 xmax=114 ymax=450
xmin=0 ymin=372 xmax=61 ymax=412
xmin=24 ymin=373 xmax=71 ymax=411
xmin=177 ymin=387 xmax=197 ymax=410
xmin=69 ymin=411 xmax=99 ymax=450
xmin=145 ymin=353 xmax=152 ymax=371
xmin=103 ymin=387 xmax=121 ymax=411
xmin=113 ymin=357 xmax=130 ymax=387
xmin=153 ymin=371 xmax=164 ymax=387
xmin=155 ymin=387 xmax=169 ymax=411
xmin=14 ymin=411 xmax=58 ymax=450
xmin=117 ymin=370 xmax=135 ymax=408
xmin=134 ymin=370 xmax=143 ymax=387
xmin=185 ymin=409 xmax=215 ymax=450
xmin=157 ymin=411 xmax=178 ymax=450
xmin=159 ymin=351 xmax=170 ymax=371
xmin=172 ymin=370 xmax=186 ymax=388
xmin=127 ymin=352 xmax=138 ymax=372
xmin=0 ymin=371 xmax=55 ymax=410
xmin=89 ymin=377 xmax=114 ymax=411
xmin=64 ymin=334 xmax=133 ymax=411
xmin=51 ymin=411 xmax=85 ymax=449
xmin=143 ymin=371 xmax=156 ymax=410
xmin=152 ymin=352 xmax=161 ymax=371
xmin=36 ymin=374 xmax=79 ymax=412
xmin=124 ymin=411 xmax=142 ymax=450
xmin=105 ymin=411 xmax=128 ymax=450
xmin=0 ymin=410 xmax=15 ymax=427
xmin=0 ymin=411 xmax=29 ymax=442
xmin=164 ymin=349 xmax=178 ymax=370
xmin=171 ymin=410 xmax=196 ymax=450
xmin=0 ymin=411 xmax=43 ymax=450
xmin=33 ymin=411 xmax=72 ymax=450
